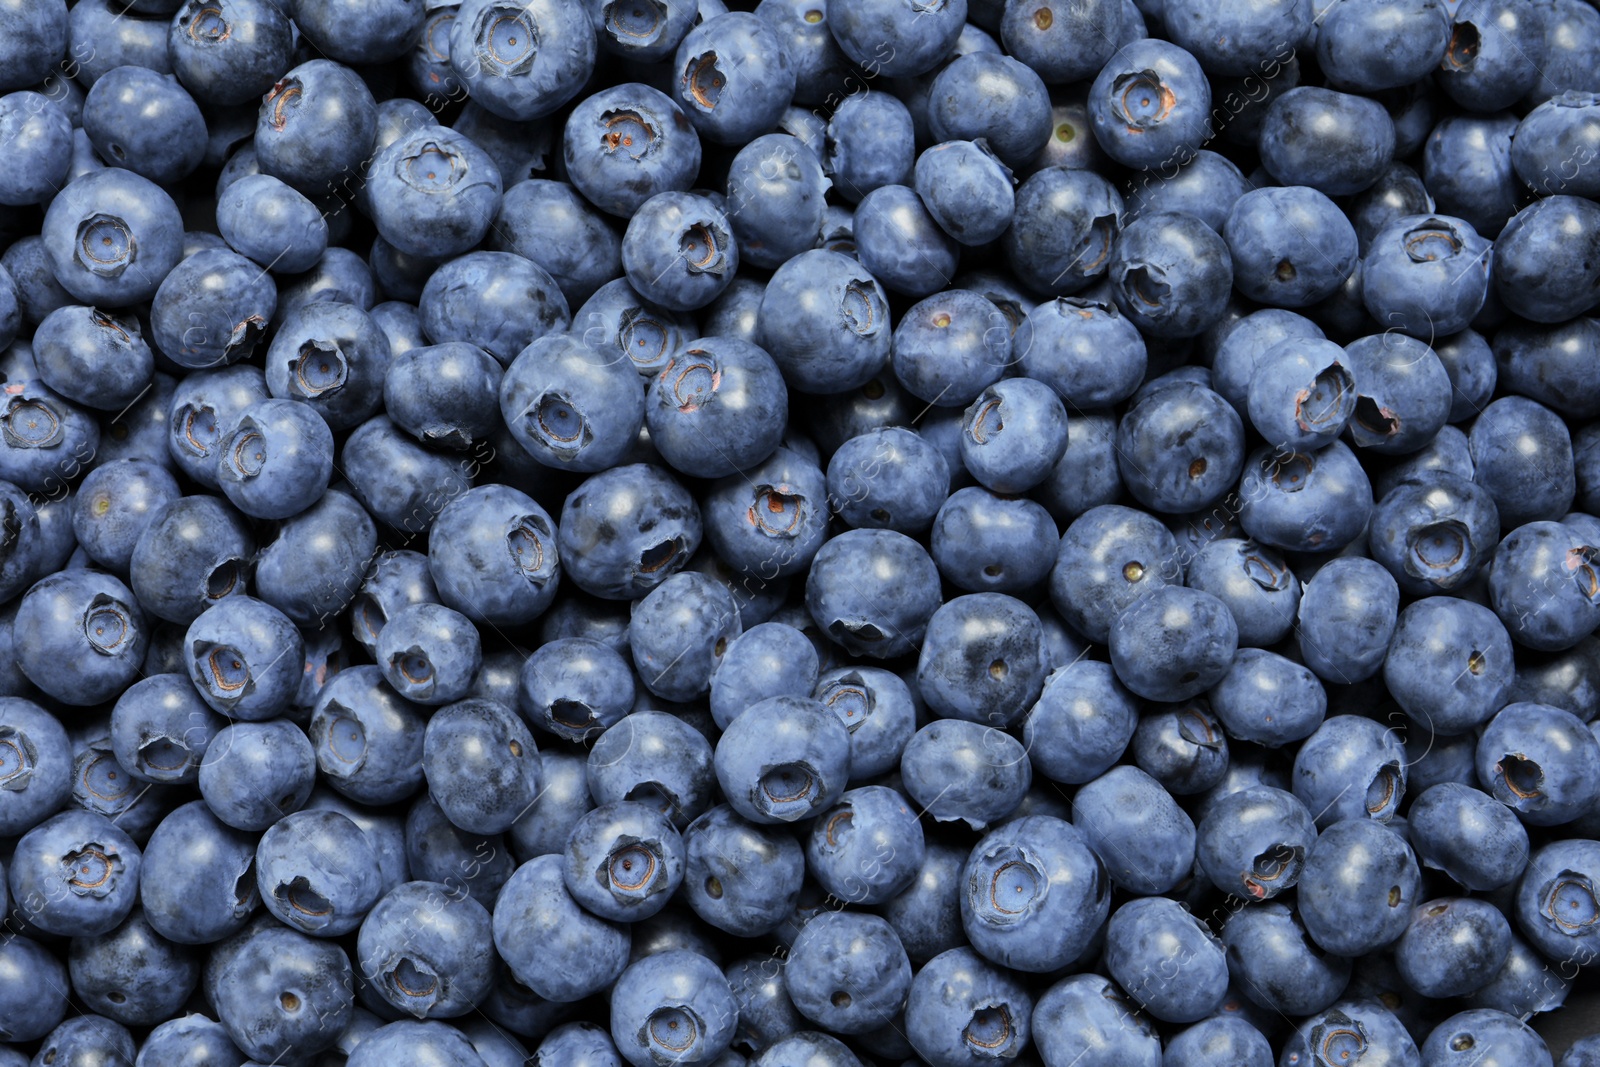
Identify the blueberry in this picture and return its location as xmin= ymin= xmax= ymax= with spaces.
xmin=1317 ymin=0 xmax=1450 ymax=91
xmin=1514 ymin=838 xmax=1600 ymax=969
xmin=852 ymin=184 xmax=960 ymax=298
xmin=33 ymin=308 xmax=156 ymax=413
xmin=1109 ymin=585 xmax=1238 ymax=702
xmin=1237 ymin=441 xmax=1375 ymax=553
xmin=1030 ymin=974 xmax=1159 ymax=1067
xmin=925 ymin=54 xmax=1050 ymax=170
xmin=913 ymin=141 xmax=1017 ymax=247
xmin=1222 ymin=901 xmax=1352 ymax=1017
xmin=14 ymin=569 xmax=146 ymax=705
xmin=1294 ymin=714 xmax=1407 ymax=828
xmin=1382 ymin=596 xmax=1512 ymax=736
xmin=0 ymin=91 xmax=74 ymax=208
xmin=608 ymin=950 xmax=738 ymax=1066
xmin=588 ymin=710 xmax=716 ymax=827
xmin=1049 ymin=504 xmax=1182 ymax=644
xmin=493 ymin=854 xmax=631 ymax=1002
xmin=183 ymin=596 xmax=303 ymax=721
xmin=714 ymin=694 xmax=848 ymax=824
xmin=1280 ymin=1001 xmax=1420 ymax=1067
xmin=805 ymin=785 xmax=924 ymax=905
xmin=1488 ymin=520 xmax=1600 ymax=652
xmin=138 ymin=800 xmax=259 ymax=944
xmin=9 ymin=808 xmax=141 ymax=936
xmin=825 ymin=91 xmax=916 ymax=203
xmin=672 ymin=12 xmax=795 ymax=144
xmin=1023 ymin=660 xmax=1139 ymax=786
xmin=1104 ymin=895 xmax=1228 ymax=1023
xmin=1259 ymin=86 xmax=1396 ymax=195
xmin=1108 ymin=212 xmax=1234 ymax=339
xmin=916 ymin=592 xmax=1046 ymax=727
xmin=1088 ymin=40 xmax=1211 ymax=169
xmin=355 ymin=881 xmax=496 ymax=1020
xmin=829 ymin=0 xmax=964 ymax=78
xmin=1163 ymin=1016 xmax=1273 ymax=1067
xmin=1015 ymin=296 xmax=1145 ymax=410
xmin=422 ymin=697 xmax=540 ymax=835
xmin=1196 ymin=785 xmax=1316 ymax=900
xmin=786 ymin=911 xmax=911 ymax=1034
xmin=1185 ymin=538 xmax=1302 ymax=649
xmin=960 ymin=815 xmax=1107 ymax=972
xmin=448 ymin=0 xmax=594 ymax=120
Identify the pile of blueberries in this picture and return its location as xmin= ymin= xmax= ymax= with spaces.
xmin=6 ymin=0 xmax=1600 ymax=1063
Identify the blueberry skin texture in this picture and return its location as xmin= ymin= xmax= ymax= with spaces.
xmin=419 ymin=251 xmax=571 ymax=368
xmin=138 ymin=800 xmax=259 ymax=945
xmin=109 ymin=673 xmax=221 ymax=785
xmin=255 ymin=809 xmax=382 ymax=938
xmin=1162 ymin=0 xmax=1310 ymax=76
xmin=714 ymin=694 xmax=849 ymax=825
xmin=1493 ymin=316 xmax=1600 ymax=422
xmin=356 ymin=881 xmax=496 ymax=1020
xmin=490 ymin=179 xmax=621 ymax=308
xmin=254 ymin=59 xmax=376 ymax=196
xmin=1023 ymin=660 xmax=1139 ymax=786
xmin=647 ymin=336 xmax=787 ymax=479
xmin=1014 ymin=296 xmax=1146 ymax=410
xmin=1002 ymin=167 xmax=1123 ymax=297
xmin=563 ymin=84 xmax=701 ymax=218
xmin=340 ymin=415 xmax=473 ymax=536
xmin=1259 ymin=86 xmax=1396 ymax=195
xmin=0 ymin=91 xmax=73 ymax=207
xmin=889 ymin=288 xmax=1012 ymax=408
xmin=559 ymin=464 xmax=702 ymax=601
xmin=726 ymin=134 xmax=829 ymax=270
xmin=630 ymin=572 xmax=740 ymax=703
xmin=41 ymin=168 xmax=184 ymax=307
xmin=1109 ymin=585 xmax=1238 ymax=703
xmin=308 ymin=665 xmax=426 ymax=805
xmin=28 ymin=1017 xmax=137 ymax=1067
xmin=168 ymin=0 xmax=295 ymax=106
xmin=494 ymin=854 xmax=631 ymax=1002
xmin=1104 ymin=895 xmax=1228 ymax=1024
xmin=0 ymin=0 xmax=67 ymax=92
xmin=430 ymin=484 xmax=561 ymax=625
xmin=672 ymin=11 xmax=794 ymax=145
xmin=1395 ymin=897 xmax=1513 ymax=999
xmin=1494 ymin=195 xmax=1600 ymax=322
xmin=135 ymin=1013 xmax=247 ymax=1067
xmin=806 ymin=528 xmax=941 ymax=659
xmin=1279 ymin=1001 xmax=1421 ymax=1067
xmin=1407 ymin=782 xmax=1529 ymax=892
xmin=609 ymin=950 xmax=739 ymax=1067
xmin=903 ymin=946 xmax=1032 ymax=1067
xmin=1293 ymin=714 xmax=1408 ymax=829
xmin=925 ymin=54 xmax=1050 ymax=170
xmin=1117 ymin=381 xmax=1245 ymax=512
xmin=1296 ymin=557 xmax=1399 ymax=684
xmin=404 ymin=794 xmax=515 ymax=910
xmin=826 ymin=427 xmax=950 ymax=535
xmin=8 ymin=808 xmax=141 ymax=937
xmin=1514 ymin=838 xmax=1600 ymax=969
xmin=448 ymin=0 xmax=595 ymax=121
xmin=1369 ymin=473 xmax=1500 ymax=597
xmin=1383 ymin=597 xmax=1512 ymax=736
xmin=210 ymin=397 xmax=334 ymax=520
xmin=1126 ymin=149 xmax=1252 ymax=234
xmin=150 ymin=249 xmax=277 ymax=373
xmin=1211 ymin=307 xmax=1327 ymax=415
xmin=0 ymin=378 xmax=99 ymax=494
xmin=1224 ymin=186 xmax=1359 ymax=308
xmin=534 ymin=1021 xmax=627 ymax=1067
xmin=386 ymin=341 xmax=503 ymax=450
xmin=806 ymin=785 xmax=924 ymax=905
xmin=198 ymin=719 xmax=316 ymax=831
xmin=1471 ymin=400 xmax=1576 ymax=528
xmin=184 ymin=596 xmax=303 ymax=721
xmin=1236 ymin=442 xmax=1375 ymax=554
xmin=622 ymin=191 xmax=739 ymax=312
xmin=1476 ymin=701 xmax=1600 ymax=826
xmin=1030 ymin=974 xmax=1160 ymax=1067
xmin=704 ymin=449 xmax=831 ymax=584
xmin=853 ymin=184 xmax=960 ymax=299
xmin=914 ymin=141 xmax=1017 ymax=247
xmin=1513 ymin=91 xmax=1600 ymax=198
xmin=1196 ymin=785 xmax=1316 ymax=900
xmin=295 ymin=0 xmax=425 ymax=63
xmin=786 ymin=911 xmax=912 ymax=1037
xmin=826 ymin=93 xmax=916 ymax=209
xmin=347 ymin=1022 xmax=490 ymax=1067
xmin=1164 ymin=1016 xmax=1274 ymax=1067
xmin=828 ymin=0 xmax=964 ymax=78
xmin=1049 ymin=503 xmax=1183 ymax=644
xmin=959 ymin=377 xmax=1068 ymax=494
xmin=1317 ymin=0 xmax=1450 ymax=90
xmin=959 ymin=815 xmax=1106 ymax=972
xmin=264 ymin=301 xmax=389 ymax=432
xmin=682 ymin=805 xmax=804 ymax=936
xmin=1185 ymin=539 xmax=1302 ymax=649
xmin=1341 ymin=332 xmax=1452 ymax=457
xmin=1088 ymin=40 xmax=1211 ymax=169
xmin=519 ymin=636 xmax=636 ymax=741
xmin=508 ymin=748 xmax=596 ymax=863
xmin=214 ymin=174 xmax=324 ymax=275
xmin=1211 ymin=648 xmax=1327 ymax=748
xmin=82 ymin=65 xmax=206 ymax=185
xmin=1421 ymin=1009 xmax=1553 ymax=1067
xmin=1072 ymin=766 xmax=1195 ymax=897
xmin=14 ymin=569 xmax=146 ymax=706
xmin=205 ymin=918 xmax=355 ymax=1063
xmin=916 ymin=593 xmax=1046 ymax=727
xmin=0 ymin=934 xmax=69 ymax=1043
xmin=572 ymin=279 xmax=696 ymax=382
xmin=1360 ymin=214 xmax=1491 ymax=339
xmin=166 ymin=364 xmax=271 ymax=489
xmin=1114 ymin=212 xmax=1234 ymax=339
xmin=997 ymin=0 xmax=1117 ymax=82
xmin=500 ymin=333 xmax=642 ymax=474
xmin=376 ymin=602 xmax=482 ymax=707
xmin=1222 ymin=902 xmax=1352 ymax=1018
xmin=1299 ymin=818 xmax=1422 ymax=957
xmin=423 ymin=698 xmax=541 ymax=835
xmin=812 ymin=665 xmax=916 ymax=781
xmin=1488 ymin=521 xmax=1599 ymax=652
xmin=366 ymin=126 xmax=503 ymax=260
